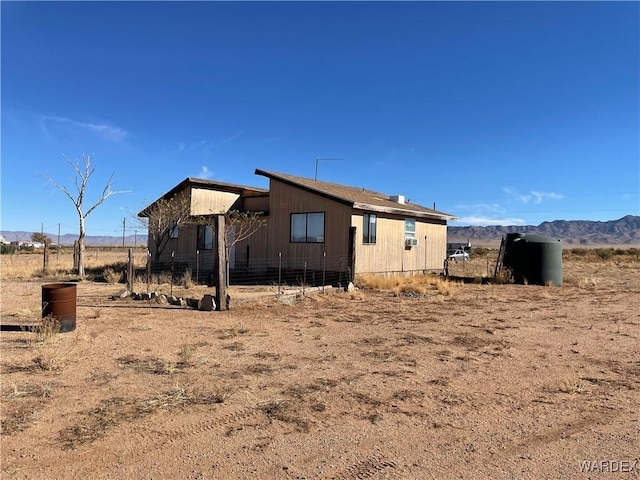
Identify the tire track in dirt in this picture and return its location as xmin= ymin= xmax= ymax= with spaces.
xmin=323 ymin=455 xmax=397 ymax=479
xmin=152 ymin=404 xmax=262 ymax=446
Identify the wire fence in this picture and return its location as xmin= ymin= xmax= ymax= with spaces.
xmin=140 ymin=251 xmax=354 ymax=291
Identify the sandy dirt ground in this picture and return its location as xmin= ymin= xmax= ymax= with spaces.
xmin=1 ymin=258 xmax=639 ymax=479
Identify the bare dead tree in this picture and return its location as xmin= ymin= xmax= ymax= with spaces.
xmin=223 ymin=210 xmax=266 ymax=285
xmin=224 ymin=210 xmax=266 ymax=257
xmin=47 ymin=154 xmax=127 ymax=275
xmin=137 ymin=193 xmax=193 ymax=261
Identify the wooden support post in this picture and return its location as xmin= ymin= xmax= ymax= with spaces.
xmin=73 ymin=241 xmax=79 ymax=274
xmin=215 ymin=214 xmax=228 ymax=311
xmin=43 ymin=242 xmax=50 ymax=276
xmin=127 ymin=248 xmax=134 ymax=292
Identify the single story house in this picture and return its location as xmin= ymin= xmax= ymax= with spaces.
xmin=139 ymin=170 xmax=455 ymax=284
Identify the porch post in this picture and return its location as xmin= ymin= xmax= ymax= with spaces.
xmin=215 ymin=214 xmax=228 ymax=310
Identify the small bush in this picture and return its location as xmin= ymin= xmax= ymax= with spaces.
xmin=594 ymin=248 xmax=614 ymax=261
xmin=153 ymin=272 xmax=173 ymax=285
xmin=103 ymin=268 xmax=123 ymax=284
xmin=179 ymin=269 xmax=195 ymax=288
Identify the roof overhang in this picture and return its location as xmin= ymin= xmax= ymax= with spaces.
xmin=138 ymin=177 xmax=268 ymax=217
xmin=353 ymin=202 xmax=456 ymax=221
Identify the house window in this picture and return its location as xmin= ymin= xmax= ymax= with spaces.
xmin=197 ymin=225 xmax=213 ymax=250
xmin=169 ymin=221 xmax=179 ymax=239
xmin=405 ymin=218 xmax=416 ymax=238
xmin=363 ymin=213 xmax=377 ymax=244
xmin=291 ymin=212 xmax=325 ymax=243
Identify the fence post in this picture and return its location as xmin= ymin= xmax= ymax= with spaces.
xmin=127 ymin=248 xmax=134 ymax=292
xmin=170 ymin=251 xmax=175 ymax=297
xmin=42 ymin=242 xmax=49 ymax=276
xmin=278 ymin=252 xmax=282 ymax=295
xmin=322 ymin=252 xmax=326 ymax=293
xmin=73 ymin=240 xmax=79 ymax=274
xmin=303 ymin=261 xmax=307 ymax=295
xmin=215 ymin=214 xmax=228 ymax=311
xmin=146 ymin=250 xmax=151 ymax=294
xmin=196 ymin=249 xmax=200 ymax=285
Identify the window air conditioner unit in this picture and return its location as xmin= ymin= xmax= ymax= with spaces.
xmin=405 ymin=237 xmax=419 ymax=248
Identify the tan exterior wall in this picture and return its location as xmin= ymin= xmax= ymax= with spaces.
xmin=352 ymin=213 xmax=447 ymax=274
xmin=149 ymin=219 xmax=270 ymax=274
xmin=267 ymin=180 xmax=352 ymax=269
xmin=191 ymin=188 xmax=240 ymax=215
xmin=244 ymin=195 xmax=269 ymax=213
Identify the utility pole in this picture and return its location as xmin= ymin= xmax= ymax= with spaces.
xmin=122 ymin=217 xmax=126 ymax=247
xmin=314 ymin=158 xmax=343 ymax=181
xmin=57 ymin=223 xmax=61 ymax=259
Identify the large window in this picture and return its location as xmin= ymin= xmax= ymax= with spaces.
xmin=405 ymin=218 xmax=416 ymax=238
xmin=197 ymin=225 xmax=213 ymax=250
xmin=169 ymin=221 xmax=179 ymax=239
xmin=363 ymin=213 xmax=377 ymax=244
xmin=291 ymin=212 xmax=325 ymax=243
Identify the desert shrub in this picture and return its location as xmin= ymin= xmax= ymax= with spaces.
xmin=103 ymin=268 xmax=123 ymax=284
xmin=179 ymin=269 xmax=195 ymax=288
xmin=1 ymin=244 xmax=16 ymax=254
xmin=471 ymin=247 xmax=491 ymax=257
xmin=153 ymin=272 xmax=173 ymax=285
xmin=594 ymin=248 xmax=614 ymax=260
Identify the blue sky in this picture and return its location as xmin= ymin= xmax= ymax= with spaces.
xmin=2 ymin=1 xmax=638 ymax=237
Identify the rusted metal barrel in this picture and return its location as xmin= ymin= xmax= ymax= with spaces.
xmin=42 ymin=283 xmax=77 ymax=332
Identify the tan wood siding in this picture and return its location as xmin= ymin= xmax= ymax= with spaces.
xmin=229 ymin=221 xmax=269 ymax=272
xmin=267 ymin=180 xmax=351 ymax=269
xmin=353 ymin=213 xmax=447 ymax=274
xmin=191 ymin=188 xmax=240 ymax=215
xmin=243 ymin=195 xmax=269 ymax=213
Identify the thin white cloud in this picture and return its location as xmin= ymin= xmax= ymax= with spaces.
xmin=530 ymin=191 xmax=565 ymax=204
xmin=217 ymin=131 xmax=242 ymax=147
xmin=503 ymin=187 xmax=532 ymax=204
xmin=40 ymin=115 xmax=129 ymax=142
xmin=198 ymin=166 xmax=214 ymax=179
xmin=452 ymin=216 xmax=527 ymax=226
xmin=504 ymin=187 xmax=564 ymax=204
xmin=454 ymin=203 xmax=506 ymax=214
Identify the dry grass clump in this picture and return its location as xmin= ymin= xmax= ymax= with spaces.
xmin=58 ymin=384 xmax=233 ymax=449
xmin=25 ymin=317 xmax=77 ymax=371
xmin=103 ymin=267 xmax=123 ymax=284
xmin=558 ymin=378 xmax=587 ymax=395
xmin=356 ymin=273 xmax=459 ymax=297
xmin=179 ymin=269 xmax=195 ymax=288
xmin=0 ymin=249 xmax=146 ymax=280
xmin=28 ymin=316 xmax=61 ymax=346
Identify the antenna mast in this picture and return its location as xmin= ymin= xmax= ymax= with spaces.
xmin=314 ymin=158 xmax=343 ymax=181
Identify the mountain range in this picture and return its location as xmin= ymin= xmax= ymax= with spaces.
xmin=0 ymin=231 xmax=148 ymax=247
xmin=2 ymin=215 xmax=639 ymax=248
xmin=448 ymin=215 xmax=640 ymax=247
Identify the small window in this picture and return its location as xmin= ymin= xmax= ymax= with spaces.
xmin=363 ymin=213 xmax=377 ymax=244
xmin=197 ymin=225 xmax=213 ymax=250
xmin=405 ymin=218 xmax=416 ymax=238
xmin=291 ymin=212 xmax=325 ymax=243
xmin=169 ymin=221 xmax=179 ymax=239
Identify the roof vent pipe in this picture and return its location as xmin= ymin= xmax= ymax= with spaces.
xmin=389 ymin=195 xmax=405 ymax=204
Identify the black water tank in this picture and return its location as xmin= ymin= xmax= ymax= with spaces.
xmin=502 ymin=233 xmax=562 ymax=286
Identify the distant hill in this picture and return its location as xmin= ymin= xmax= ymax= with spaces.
xmin=448 ymin=215 xmax=640 ymax=247
xmin=1 ymin=231 xmax=148 ymax=247
xmin=4 ymin=215 xmax=639 ymax=248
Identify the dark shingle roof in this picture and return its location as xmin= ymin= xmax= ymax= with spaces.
xmin=255 ymin=169 xmax=455 ymax=221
